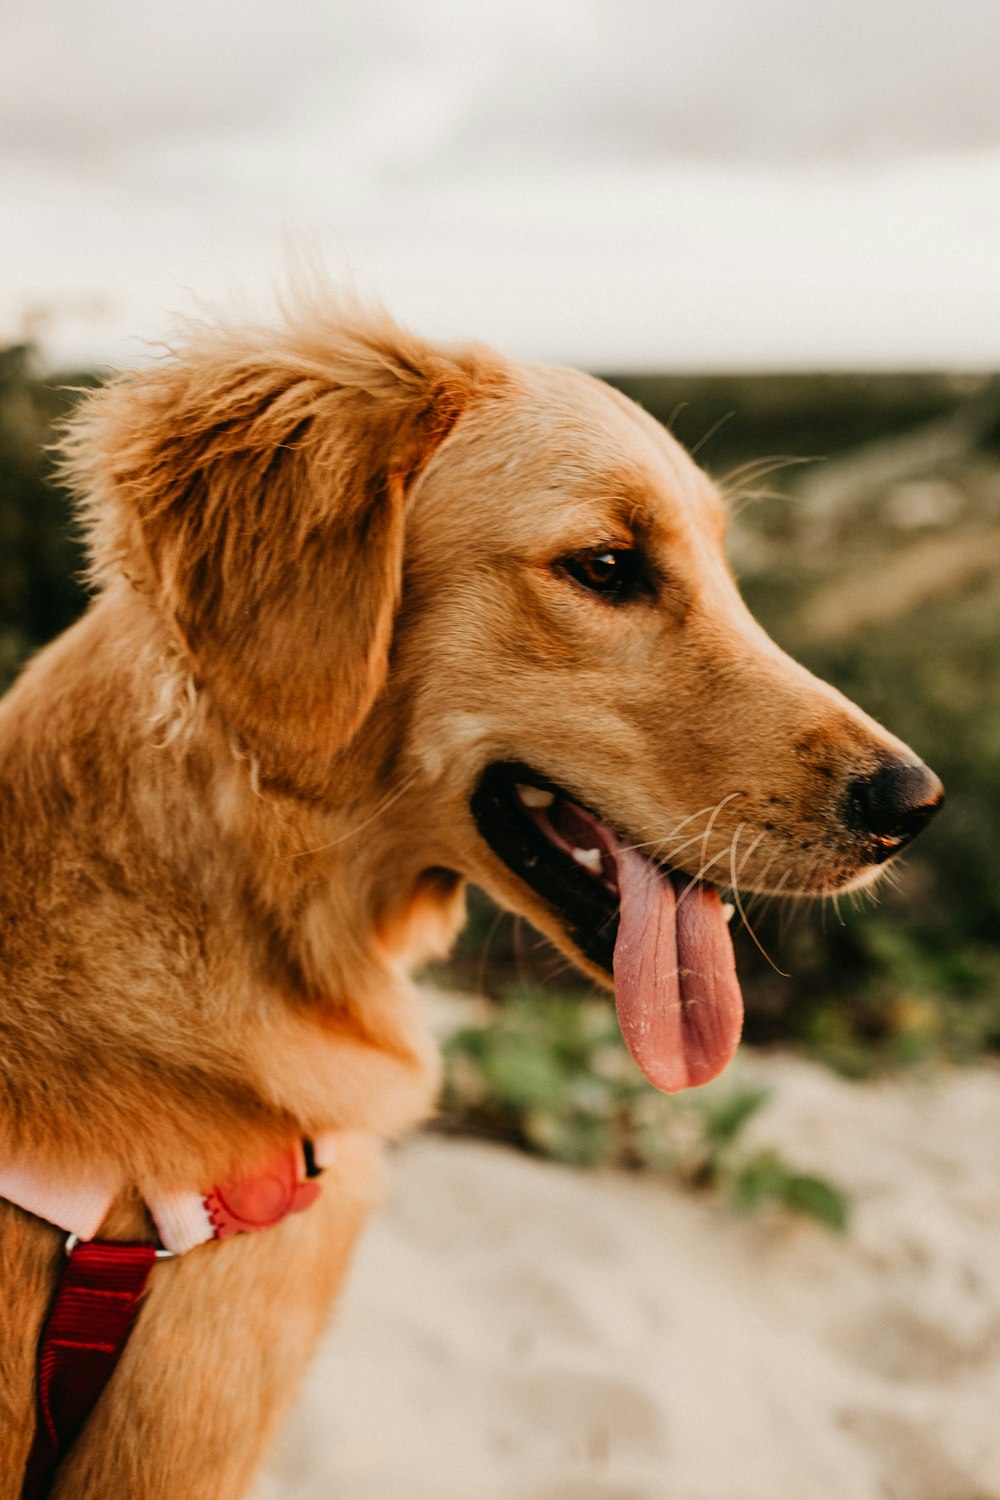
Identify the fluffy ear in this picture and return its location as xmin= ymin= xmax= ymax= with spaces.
xmin=65 ymin=307 xmax=504 ymax=764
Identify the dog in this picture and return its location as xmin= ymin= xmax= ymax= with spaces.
xmin=0 ymin=294 xmax=942 ymax=1495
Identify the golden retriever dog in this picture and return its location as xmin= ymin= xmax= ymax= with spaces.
xmin=0 ymin=295 xmax=942 ymax=1496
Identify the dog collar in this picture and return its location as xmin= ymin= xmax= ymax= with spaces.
xmin=0 ymin=1132 xmax=336 ymax=1253
xmin=8 ymin=1134 xmax=336 ymax=1499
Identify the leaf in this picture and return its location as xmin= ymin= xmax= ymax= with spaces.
xmin=777 ymin=1173 xmax=850 ymax=1232
xmin=729 ymin=1150 xmax=849 ymax=1232
xmin=700 ymin=1085 xmax=771 ymax=1149
xmin=481 ymin=1036 xmax=567 ymax=1113
xmin=728 ymin=1150 xmax=787 ymax=1213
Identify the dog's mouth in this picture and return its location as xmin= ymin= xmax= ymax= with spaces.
xmin=470 ymin=762 xmax=743 ymax=1094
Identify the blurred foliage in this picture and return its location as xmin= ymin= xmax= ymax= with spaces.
xmin=441 ymin=990 xmax=848 ymax=1230
xmin=0 ymin=345 xmax=92 ymax=689
xmin=2 ymin=346 xmax=998 ymax=1073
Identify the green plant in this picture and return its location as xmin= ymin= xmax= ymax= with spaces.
xmin=440 ymin=989 xmax=850 ymax=1231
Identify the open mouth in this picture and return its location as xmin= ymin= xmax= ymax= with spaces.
xmin=471 ymin=762 xmax=744 ymax=1094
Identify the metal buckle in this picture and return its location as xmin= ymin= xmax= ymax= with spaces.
xmin=65 ymin=1232 xmax=175 ymax=1259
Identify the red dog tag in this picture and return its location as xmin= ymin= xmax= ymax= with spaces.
xmin=204 ymin=1144 xmax=320 ymax=1238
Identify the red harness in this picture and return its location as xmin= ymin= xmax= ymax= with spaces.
xmin=9 ymin=1138 xmax=329 ymax=1498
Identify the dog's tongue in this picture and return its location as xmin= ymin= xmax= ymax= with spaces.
xmin=612 ymin=843 xmax=743 ymax=1093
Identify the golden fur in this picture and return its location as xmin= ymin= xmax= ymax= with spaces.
xmin=0 ymin=295 xmax=928 ymax=1494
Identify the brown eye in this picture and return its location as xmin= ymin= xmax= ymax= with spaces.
xmin=558 ymin=547 xmax=640 ymax=601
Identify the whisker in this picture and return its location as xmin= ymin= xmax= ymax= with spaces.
xmin=736 ymin=851 xmax=783 ymax=919
xmin=637 ymin=822 xmax=736 ymax=873
xmin=288 ymin=771 xmax=420 ymax=859
xmin=673 ymin=842 xmax=738 ymax=908
xmin=729 ymin=823 xmax=790 ymax=977
xmin=475 ymin=902 xmax=509 ymax=999
xmin=777 ymin=855 xmax=818 ymax=935
xmin=718 ymin=453 xmax=817 ymax=495
xmin=616 ymin=797 xmax=731 ymax=859
xmin=617 ymin=795 xmax=745 ymax=876
xmin=728 ymin=485 xmax=803 ymax=519
xmin=689 ymin=409 xmax=736 ymax=459
xmin=736 ymin=829 xmax=767 ymax=876
xmin=699 ymin=791 xmax=744 ymax=884
xmin=748 ymin=865 xmax=790 ymax=924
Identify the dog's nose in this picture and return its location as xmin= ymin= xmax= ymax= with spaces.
xmin=847 ymin=760 xmax=944 ymax=851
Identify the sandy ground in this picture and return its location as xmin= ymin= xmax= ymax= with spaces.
xmin=256 ymin=1055 xmax=1000 ymax=1500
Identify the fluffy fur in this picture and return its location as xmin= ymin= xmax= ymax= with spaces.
xmin=0 ymin=295 xmax=926 ymax=1495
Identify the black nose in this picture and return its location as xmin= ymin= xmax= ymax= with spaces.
xmin=847 ymin=761 xmax=944 ymax=851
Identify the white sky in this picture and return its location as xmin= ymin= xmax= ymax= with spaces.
xmin=2 ymin=0 xmax=999 ymax=370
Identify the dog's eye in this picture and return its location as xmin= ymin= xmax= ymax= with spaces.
xmin=558 ymin=548 xmax=640 ymax=601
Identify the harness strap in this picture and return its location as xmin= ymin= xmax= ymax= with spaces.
xmin=13 ymin=1134 xmax=335 ymax=1498
xmin=22 ymin=1240 xmax=157 ymax=1500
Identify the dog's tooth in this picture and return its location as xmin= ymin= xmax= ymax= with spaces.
xmin=517 ymin=784 xmax=555 ymax=810
xmin=571 ymin=847 xmax=602 ymax=874
xmin=722 ymin=901 xmax=735 ymax=924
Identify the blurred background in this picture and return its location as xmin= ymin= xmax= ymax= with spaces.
xmin=2 ymin=0 xmax=999 ymax=1150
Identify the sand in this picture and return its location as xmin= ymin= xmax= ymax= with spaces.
xmin=256 ymin=1054 xmax=1000 ymax=1500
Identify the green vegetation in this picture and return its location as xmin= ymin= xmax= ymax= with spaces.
xmin=0 ymin=345 xmax=93 ymax=690
xmin=442 ymin=990 xmax=849 ymax=1230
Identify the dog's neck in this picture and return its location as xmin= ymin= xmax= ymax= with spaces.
xmin=94 ymin=583 xmax=460 ymax=984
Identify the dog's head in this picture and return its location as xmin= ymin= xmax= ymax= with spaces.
xmin=68 ymin=301 xmax=943 ymax=1092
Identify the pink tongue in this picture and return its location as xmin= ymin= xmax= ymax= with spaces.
xmin=612 ymin=844 xmax=744 ymax=1093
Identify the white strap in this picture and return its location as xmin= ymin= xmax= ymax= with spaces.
xmin=0 ymin=1159 xmax=120 ymax=1242
xmin=146 ymin=1190 xmax=216 ymax=1254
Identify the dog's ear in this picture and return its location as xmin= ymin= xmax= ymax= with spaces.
xmin=68 ymin=309 xmax=504 ymax=764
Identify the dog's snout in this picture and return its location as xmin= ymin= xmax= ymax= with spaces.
xmin=847 ymin=760 xmax=944 ymax=852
